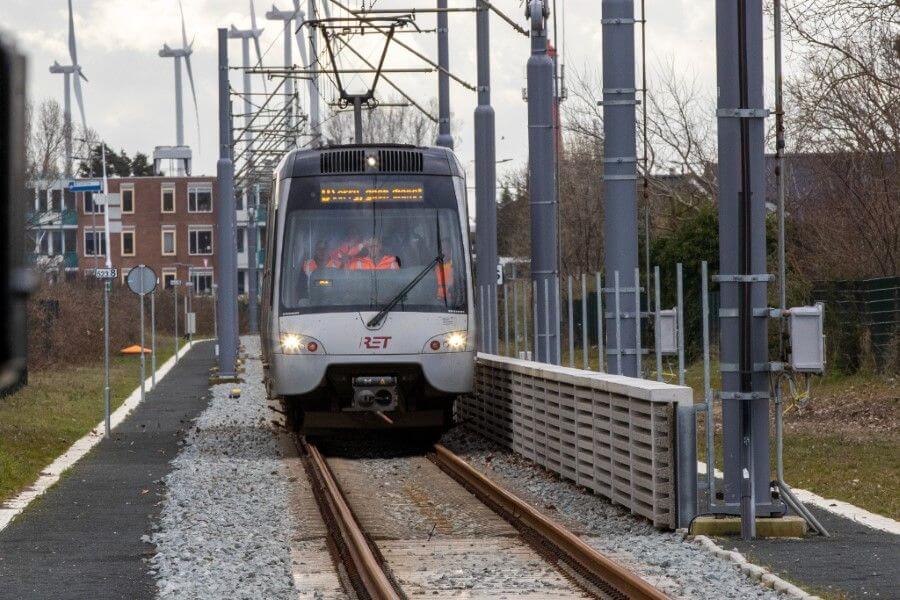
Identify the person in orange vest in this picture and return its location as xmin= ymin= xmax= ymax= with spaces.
xmin=345 ymin=237 xmax=400 ymax=270
xmin=436 ymin=260 xmax=453 ymax=299
xmin=302 ymin=240 xmax=342 ymax=273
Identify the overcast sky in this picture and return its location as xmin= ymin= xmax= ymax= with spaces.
xmin=4 ymin=0 xmax=790 ymax=180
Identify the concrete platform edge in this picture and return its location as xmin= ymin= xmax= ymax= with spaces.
xmin=689 ymin=534 xmax=822 ymax=599
xmin=0 ymin=340 xmax=203 ymax=532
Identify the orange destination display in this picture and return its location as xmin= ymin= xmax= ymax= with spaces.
xmin=320 ymin=182 xmax=424 ymax=203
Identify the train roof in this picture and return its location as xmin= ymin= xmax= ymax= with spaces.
xmin=279 ymin=144 xmax=464 ymax=180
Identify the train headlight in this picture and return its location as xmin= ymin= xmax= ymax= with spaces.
xmin=281 ymin=334 xmax=302 ymax=353
xmin=447 ymin=332 xmax=466 ymax=350
xmin=423 ymin=331 xmax=469 ymax=353
xmin=280 ymin=333 xmax=325 ymax=354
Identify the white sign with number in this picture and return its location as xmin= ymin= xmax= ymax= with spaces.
xmin=95 ymin=268 xmax=118 ymax=279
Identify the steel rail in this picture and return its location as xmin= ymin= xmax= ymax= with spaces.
xmin=302 ymin=440 xmax=401 ymax=600
xmin=431 ymin=444 xmax=669 ymax=600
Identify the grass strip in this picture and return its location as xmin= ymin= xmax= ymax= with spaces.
xmin=0 ymin=336 xmax=179 ymax=504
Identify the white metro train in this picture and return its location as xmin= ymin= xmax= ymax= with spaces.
xmin=260 ymin=144 xmax=476 ymax=432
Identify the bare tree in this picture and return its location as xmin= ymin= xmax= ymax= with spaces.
xmin=780 ymin=0 xmax=899 ymax=280
xmin=26 ymin=99 xmax=69 ymax=182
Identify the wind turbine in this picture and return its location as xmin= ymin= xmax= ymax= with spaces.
xmin=158 ymin=0 xmax=201 ymax=175
xmin=266 ymin=2 xmax=307 ymax=150
xmin=49 ymin=0 xmax=88 ymax=178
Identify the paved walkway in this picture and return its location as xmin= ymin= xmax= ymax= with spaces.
xmin=700 ymin=475 xmax=900 ymax=599
xmin=0 ymin=342 xmax=213 ymax=600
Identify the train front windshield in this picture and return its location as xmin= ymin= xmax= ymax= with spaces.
xmin=280 ymin=175 xmax=467 ymax=315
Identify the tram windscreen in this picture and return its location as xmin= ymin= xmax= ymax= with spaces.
xmin=279 ymin=176 xmax=467 ymax=315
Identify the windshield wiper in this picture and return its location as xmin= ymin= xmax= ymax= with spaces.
xmin=366 ymin=254 xmax=444 ymax=328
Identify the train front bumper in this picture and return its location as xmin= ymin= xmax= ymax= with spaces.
xmin=270 ymin=350 xmax=475 ymax=397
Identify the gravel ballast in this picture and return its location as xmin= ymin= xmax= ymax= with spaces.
xmin=149 ymin=337 xmax=297 ymax=599
xmin=441 ymin=427 xmax=786 ymax=600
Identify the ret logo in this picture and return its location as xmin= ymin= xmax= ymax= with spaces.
xmin=361 ymin=335 xmax=392 ymax=350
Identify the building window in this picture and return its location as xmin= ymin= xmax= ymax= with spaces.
xmin=161 ymin=186 xmax=175 ymax=213
xmin=162 ymin=269 xmax=177 ymax=289
xmin=84 ymin=230 xmax=106 ymax=256
xmin=121 ymin=185 xmax=134 ymax=214
xmin=162 ymin=229 xmax=176 ymax=256
xmin=237 ymin=270 xmax=246 ymax=295
xmin=188 ymin=185 xmax=213 ymax=213
xmin=235 ymin=191 xmax=244 ymax=211
xmin=190 ymin=270 xmax=214 ymax=294
xmin=121 ymin=230 xmax=135 ymax=256
xmin=188 ymin=228 xmax=213 ymax=255
xmin=236 ymin=226 xmax=245 ymax=253
xmin=50 ymin=188 xmax=63 ymax=212
xmin=83 ymin=191 xmax=104 ymax=214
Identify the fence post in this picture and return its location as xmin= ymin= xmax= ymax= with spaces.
xmin=568 ymin=275 xmax=575 ymax=367
xmin=677 ymin=403 xmax=699 ymax=529
xmin=581 ymin=273 xmax=589 ymax=370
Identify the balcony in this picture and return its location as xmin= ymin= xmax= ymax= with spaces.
xmin=26 ymin=207 xmax=77 ymax=228
xmin=63 ymin=251 xmax=78 ymax=269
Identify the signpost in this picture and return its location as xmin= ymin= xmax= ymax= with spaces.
xmin=172 ymin=279 xmax=182 ymax=361
xmin=127 ymin=265 xmax=158 ymax=405
xmin=68 ymin=179 xmax=102 ymax=193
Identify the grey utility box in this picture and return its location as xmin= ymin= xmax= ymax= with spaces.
xmin=658 ymin=309 xmax=678 ymax=354
xmin=185 ymin=312 xmax=197 ymax=335
xmin=789 ymin=303 xmax=826 ymax=373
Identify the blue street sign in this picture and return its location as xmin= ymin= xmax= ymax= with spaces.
xmin=68 ymin=179 xmax=102 ymax=192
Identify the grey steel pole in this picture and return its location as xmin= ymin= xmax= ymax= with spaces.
xmin=677 ymin=262 xmax=685 ymax=385
xmin=435 ymin=0 xmax=453 ymax=148
xmin=522 ymin=281 xmax=529 ymax=358
xmin=151 ymin=288 xmax=156 ymax=390
xmin=581 ymin=274 xmax=588 ymax=370
xmin=595 ymin=272 xmax=604 ymax=372
xmin=543 ymin=278 xmax=550 ymax=363
xmin=654 ymin=265 xmax=662 ymax=382
xmin=634 ymin=267 xmax=642 ymax=379
xmin=503 ymin=284 xmax=510 ymax=355
xmin=526 ymin=0 xmax=559 ymax=364
xmin=140 ymin=281 xmax=145 ymax=405
xmin=247 ymin=185 xmax=259 ymax=334
xmin=567 ymin=275 xmax=574 ymax=367
xmin=702 ymin=260 xmax=715 ymax=507
xmin=308 ymin=0 xmax=322 ymax=146
xmin=614 ymin=271 xmax=622 ymax=375
xmin=353 ymin=97 xmax=363 ymax=144
xmin=174 ymin=284 xmax=179 ymax=361
xmin=212 ymin=283 xmax=218 ymax=346
xmin=474 ymin=0 xmax=498 ymax=354
xmin=601 ymin=0 xmax=640 ymax=377
xmin=103 ymin=281 xmax=110 ymax=436
xmin=716 ymin=0 xmax=771 ymax=538
xmin=513 ymin=281 xmax=520 ymax=357
xmin=216 ymin=27 xmax=239 ymax=378
xmin=532 ymin=280 xmax=538 ymax=359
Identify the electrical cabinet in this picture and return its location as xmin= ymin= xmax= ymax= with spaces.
xmin=789 ymin=303 xmax=826 ymax=373
xmin=658 ymin=309 xmax=678 ymax=355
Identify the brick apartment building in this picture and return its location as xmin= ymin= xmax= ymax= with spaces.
xmin=75 ymin=177 xmax=219 ymax=292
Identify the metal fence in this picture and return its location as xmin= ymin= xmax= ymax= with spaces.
xmin=813 ymin=276 xmax=899 ymax=370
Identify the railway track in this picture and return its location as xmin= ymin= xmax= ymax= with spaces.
xmin=297 ymin=436 xmax=668 ymax=600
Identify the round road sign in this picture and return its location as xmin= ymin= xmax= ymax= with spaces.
xmin=127 ymin=265 xmax=158 ymax=296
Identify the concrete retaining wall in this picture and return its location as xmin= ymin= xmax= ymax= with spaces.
xmin=457 ymin=353 xmax=694 ymax=529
